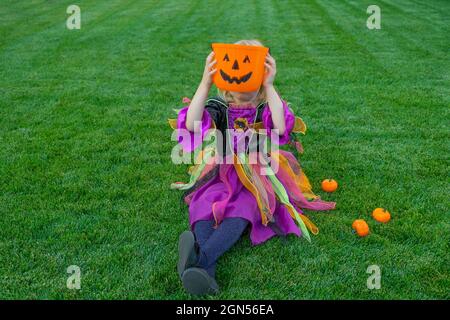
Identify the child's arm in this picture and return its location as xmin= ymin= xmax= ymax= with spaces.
xmin=263 ymin=54 xmax=286 ymax=135
xmin=186 ymin=52 xmax=217 ymax=132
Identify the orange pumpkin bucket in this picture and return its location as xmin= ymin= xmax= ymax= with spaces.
xmin=211 ymin=43 xmax=269 ymax=92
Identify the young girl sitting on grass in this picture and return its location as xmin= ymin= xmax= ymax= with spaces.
xmin=169 ymin=39 xmax=335 ymax=295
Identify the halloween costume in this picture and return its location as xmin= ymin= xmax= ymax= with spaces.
xmin=169 ymin=96 xmax=335 ymax=246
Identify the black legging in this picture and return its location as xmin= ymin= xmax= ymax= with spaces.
xmin=193 ymin=217 xmax=248 ymax=278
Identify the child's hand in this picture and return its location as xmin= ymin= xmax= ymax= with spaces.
xmin=263 ymin=53 xmax=277 ymax=88
xmin=201 ymin=52 xmax=217 ymax=88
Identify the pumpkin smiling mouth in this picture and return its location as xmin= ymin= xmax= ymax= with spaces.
xmin=220 ymin=70 xmax=253 ymax=84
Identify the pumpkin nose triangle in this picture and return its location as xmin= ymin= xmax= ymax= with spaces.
xmin=232 ymin=60 xmax=239 ymax=70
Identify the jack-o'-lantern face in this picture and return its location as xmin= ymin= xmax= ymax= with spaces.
xmin=212 ymin=43 xmax=269 ymax=92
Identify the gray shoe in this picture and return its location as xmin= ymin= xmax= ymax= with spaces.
xmin=177 ymin=231 xmax=199 ymax=278
xmin=181 ymin=267 xmax=219 ymax=296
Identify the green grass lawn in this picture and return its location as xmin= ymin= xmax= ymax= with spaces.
xmin=0 ymin=0 xmax=448 ymax=299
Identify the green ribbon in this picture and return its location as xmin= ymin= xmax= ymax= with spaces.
xmin=171 ymin=131 xmax=216 ymax=191
xmin=263 ymin=163 xmax=311 ymax=242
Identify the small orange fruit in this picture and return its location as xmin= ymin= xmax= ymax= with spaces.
xmin=372 ymin=208 xmax=391 ymax=223
xmin=321 ymin=179 xmax=338 ymax=192
xmin=352 ymin=219 xmax=370 ymax=237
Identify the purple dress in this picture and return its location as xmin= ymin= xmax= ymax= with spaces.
xmin=174 ymin=99 xmax=335 ymax=245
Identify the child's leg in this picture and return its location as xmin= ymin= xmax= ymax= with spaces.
xmin=193 ymin=219 xmax=215 ymax=247
xmin=197 ymin=217 xmax=248 ymax=273
xmin=193 ymin=219 xmax=217 ymax=277
xmin=181 ymin=217 xmax=248 ymax=295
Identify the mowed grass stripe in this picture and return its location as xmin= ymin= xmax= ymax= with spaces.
xmin=0 ymin=0 xmax=448 ymax=299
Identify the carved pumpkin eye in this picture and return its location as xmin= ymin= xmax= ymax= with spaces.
xmin=223 ymin=54 xmax=230 ymax=62
xmin=243 ymin=55 xmax=250 ymax=63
